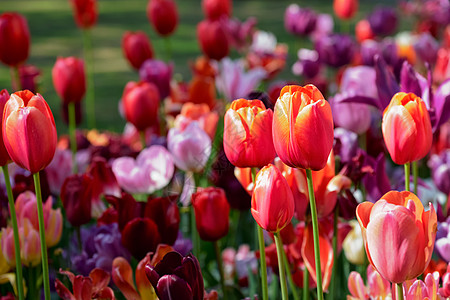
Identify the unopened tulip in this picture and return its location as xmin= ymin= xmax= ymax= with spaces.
xmin=0 ymin=90 xmax=11 ymax=166
xmin=122 ymin=81 xmax=160 ymax=131
xmin=382 ymin=92 xmax=432 ymax=165
xmin=0 ymin=13 xmax=30 ymax=67
xmin=202 ymin=0 xmax=231 ymax=20
xmin=52 ymin=56 xmax=86 ymax=104
xmin=355 ymin=19 xmax=374 ymax=42
xmin=197 ymin=19 xmax=230 ymax=61
xmin=2 ymin=90 xmax=57 ymax=174
xmin=147 ymin=0 xmax=178 ymax=36
xmin=122 ymin=31 xmax=154 ymax=70
xmin=224 ymin=99 xmax=276 ymax=168
xmin=315 ymin=33 xmax=355 ymax=68
xmin=139 ymin=59 xmax=173 ymax=99
xmin=333 ymin=0 xmax=358 ymax=20
xmin=367 ymin=7 xmax=397 ymax=36
xmin=19 ymin=64 xmax=41 ymax=93
xmin=19 ymin=219 xmax=41 ymax=267
xmin=284 ymin=4 xmax=317 ymax=37
xmin=70 ymin=0 xmax=98 ymax=29
xmin=61 ymin=174 xmax=93 ymax=227
xmin=192 ymin=187 xmax=230 ymax=241
xmin=356 ymin=191 xmax=437 ymax=283
xmin=342 ymin=220 xmax=365 ymax=265
xmin=272 ymin=84 xmax=334 ymax=171
xmin=251 ymin=164 xmax=294 ymax=233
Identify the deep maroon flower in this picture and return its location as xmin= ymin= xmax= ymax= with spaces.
xmin=61 ymin=174 xmax=93 ymax=227
xmin=139 ymin=59 xmax=173 ymax=99
xmin=122 ymin=218 xmax=161 ymax=260
xmin=144 ymin=195 xmax=180 ymax=246
xmin=367 ymin=7 xmax=398 ymax=36
xmin=315 ymin=33 xmax=355 ymax=68
xmin=19 ymin=65 xmax=40 ymax=93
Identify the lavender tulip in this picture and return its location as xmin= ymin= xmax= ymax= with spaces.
xmin=292 ymin=49 xmax=321 ymax=79
xmin=413 ymin=32 xmax=439 ymax=65
xmin=112 ymin=145 xmax=174 ymax=194
xmin=173 ymin=231 xmax=193 ymax=256
xmin=436 ymin=217 xmax=450 ymax=262
xmin=46 ymin=148 xmax=72 ymax=195
xmin=367 ymin=7 xmax=398 ymax=36
xmin=311 ymin=13 xmax=334 ymax=41
xmin=139 ymin=59 xmax=173 ymax=99
xmin=428 ymin=150 xmax=450 ymax=195
xmin=284 ymin=4 xmax=317 ymax=37
xmin=168 ymin=122 xmax=211 ymax=173
xmin=315 ymin=33 xmax=355 ymax=68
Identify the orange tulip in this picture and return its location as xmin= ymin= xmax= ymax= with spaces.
xmin=356 ymin=191 xmax=437 ymax=283
xmin=382 ymin=92 xmax=432 ymax=165
xmin=272 ymin=84 xmax=334 ymax=171
xmin=251 ymin=164 xmax=294 ymax=233
xmin=224 ymin=99 xmax=276 ymax=168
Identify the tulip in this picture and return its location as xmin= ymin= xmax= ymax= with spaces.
xmin=197 ymin=19 xmax=230 ymax=61
xmin=292 ymin=49 xmax=321 ymax=79
xmin=61 ymin=174 xmax=93 ymax=227
xmin=192 ymin=187 xmax=230 ymax=241
xmin=55 ymin=268 xmax=115 ymax=299
xmin=52 ymin=57 xmax=86 ymax=104
xmin=435 ymin=216 xmax=450 ymax=262
xmin=202 ymin=0 xmax=231 ymax=20
xmin=355 ymin=19 xmax=374 ymax=42
xmin=342 ymin=220 xmax=365 ymax=265
xmin=434 ymin=48 xmax=450 ymax=84
xmin=19 ymin=64 xmax=40 ymax=93
xmin=367 ymin=7 xmax=398 ymax=36
xmin=139 ymin=59 xmax=173 ymax=99
xmin=284 ymin=4 xmax=317 ymax=37
xmin=145 ymin=251 xmax=204 ymax=300
xmin=18 ymin=219 xmax=41 ymax=267
xmin=356 ymin=191 xmax=437 ymax=284
xmin=2 ymin=90 xmax=57 ymax=174
xmin=428 ymin=150 xmax=450 ymax=195
xmin=122 ymin=81 xmax=160 ymax=132
xmin=70 ymin=0 xmax=98 ymax=29
xmin=382 ymin=92 xmax=432 ymax=165
xmin=441 ymin=267 xmax=450 ymax=298
xmin=251 ymin=164 xmax=294 ymax=233
xmin=0 ymin=13 xmax=30 ymax=67
xmin=272 ymin=84 xmax=334 ymax=171
xmin=147 ymin=0 xmax=178 ymax=36
xmin=333 ymin=0 xmax=358 ymax=20
xmin=223 ymin=99 xmax=276 ymax=168
xmin=413 ymin=32 xmax=439 ymax=65
xmin=315 ymin=33 xmax=355 ymax=68
xmin=406 ymin=272 xmax=440 ymax=299
xmin=122 ymin=31 xmax=154 ymax=70
xmin=167 ymin=122 xmax=211 ymax=173
xmin=0 ymin=227 xmax=15 ymax=267
xmin=174 ymin=102 xmax=219 ymax=140
xmin=0 ymin=90 xmax=11 ymax=166
xmin=45 ymin=148 xmax=72 ymax=195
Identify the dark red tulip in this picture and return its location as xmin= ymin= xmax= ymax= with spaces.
xmin=0 ymin=89 xmax=11 ymax=166
xmin=202 ymin=0 xmax=232 ymax=20
xmin=197 ymin=19 xmax=229 ymax=61
xmin=121 ymin=218 xmax=161 ymax=260
xmin=0 ymin=12 xmax=30 ymax=67
xmin=122 ymin=31 xmax=154 ymax=70
xmin=147 ymin=0 xmax=178 ymax=36
xmin=52 ymin=56 xmax=86 ymax=104
xmin=144 ymin=195 xmax=180 ymax=245
xmin=61 ymin=174 xmax=93 ymax=227
xmin=122 ymin=81 xmax=160 ymax=131
xmin=70 ymin=0 xmax=98 ymax=29
xmin=192 ymin=187 xmax=230 ymax=241
xmin=105 ymin=193 xmax=143 ymax=231
xmin=19 ymin=64 xmax=41 ymax=93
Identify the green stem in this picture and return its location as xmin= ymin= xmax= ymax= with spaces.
xmin=274 ymin=232 xmax=289 ymax=300
xmin=2 ymin=165 xmax=25 ymax=300
xmin=303 ymin=267 xmax=309 ymax=300
xmin=412 ymin=161 xmax=418 ymax=195
xmin=33 ymin=172 xmax=51 ymax=300
xmin=164 ymin=36 xmax=172 ymax=61
xmin=214 ymin=241 xmax=227 ymax=300
xmin=190 ymin=206 xmax=199 ymax=258
xmin=83 ymin=29 xmax=95 ymax=129
xmin=282 ymin=240 xmax=300 ymax=300
xmin=329 ymin=206 xmax=339 ymax=300
xmin=305 ymin=168 xmax=324 ymax=300
xmin=139 ymin=130 xmax=146 ymax=150
xmin=396 ymin=283 xmax=404 ymax=300
xmin=404 ymin=163 xmax=410 ymax=192
xmin=68 ymin=102 xmax=78 ymax=174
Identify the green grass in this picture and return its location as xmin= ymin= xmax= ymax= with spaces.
xmin=0 ymin=0 xmax=391 ymax=132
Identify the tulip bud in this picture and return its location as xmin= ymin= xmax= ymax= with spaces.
xmin=52 ymin=56 xmax=86 ymax=104
xmin=122 ymin=31 xmax=154 ymax=70
xmin=315 ymin=33 xmax=355 ymax=68
xmin=0 ymin=13 xmax=30 ymax=67
xmin=19 ymin=64 xmax=41 ymax=93
xmin=333 ymin=0 xmax=358 ymax=20
xmin=355 ymin=20 xmax=374 ymax=42
xmin=224 ymin=99 xmax=276 ymax=168
xmin=19 ymin=219 xmax=41 ymax=267
xmin=61 ymin=174 xmax=93 ymax=227
xmin=0 ymin=227 xmax=15 ymax=267
xmin=2 ymin=90 xmax=57 ymax=174
xmin=356 ymin=191 xmax=437 ymax=283
xmin=342 ymin=220 xmax=365 ymax=265
xmin=202 ymin=0 xmax=232 ymax=20
xmin=0 ymin=90 xmax=11 ymax=166
xmin=382 ymin=92 xmax=432 ymax=165
xmin=70 ymin=0 xmax=98 ymax=29
xmin=147 ymin=0 xmax=178 ymax=36
xmin=284 ymin=4 xmax=317 ymax=37
xmin=367 ymin=7 xmax=397 ymax=36
xmin=251 ymin=164 xmax=294 ymax=233
xmin=139 ymin=59 xmax=173 ymax=99
xmin=192 ymin=187 xmax=230 ymax=241
xmin=272 ymin=84 xmax=334 ymax=171
xmin=197 ymin=19 xmax=230 ymax=61
xmin=122 ymin=81 xmax=160 ymax=132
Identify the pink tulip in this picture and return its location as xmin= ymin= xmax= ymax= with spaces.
xmin=46 ymin=148 xmax=72 ymax=195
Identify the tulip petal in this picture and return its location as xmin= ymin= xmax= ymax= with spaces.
xmin=89 ymin=268 xmax=110 ymax=295
xmin=55 ymin=279 xmax=76 ymax=300
xmin=348 ymin=271 xmax=367 ymax=299
xmin=156 ymin=275 xmax=193 ymax=300
xmin=111 ymin=257 xmax=141 ymax=300
xmin=121 ymin=218 xmax=161 ymax=260
xmin=136 ymin=254 xmax=157 ymax=300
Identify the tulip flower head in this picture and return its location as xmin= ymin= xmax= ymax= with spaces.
xmin=272 ymin=84 xmax=334 ymax=171
xmin=333 ymin=0 xmax=358 ymax=20
xmin=0 ymin=89 xmax=11 ymax=166
xmin=356 ymin=191 xmax=437 ymax=283
xmin=52 ymin=56 xmax=86 ymax=104
xmin=122 ymin=31 xmax=154 ymax=70
xmin=382 ymin=92 xmax=432 ymax=165
xmin=70 ymin=0 xmax=98 ymax=29
xmin=2 ymin=90 xmax=57 ymax=174
xmin=0 ymin=12 xmax=30 ymax=67
xmin=197 ymin=19 xmax=230 ymax=61
xmin=147 ymin=0 xmax=178 ymax=36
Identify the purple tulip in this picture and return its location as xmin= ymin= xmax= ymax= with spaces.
xmin=333 ymin=128 xmax=359 ymax=164
xmin=139 ymin=59 xmax=173 ymax=99
xmin=112 ymin=145 xmax=174 ymax=194
xmin=367 ymin=7 xmax=398 ymax=36
xmin=284 ymin=4 xmax=317 ymax=37
xmin=362 ymin=153 xmax=391 ymax=203
xmin=413 ymin=32 xmax=439 ymax=65
xmin=168 ymin=122 xmax=211 ymax=173
xmin=310 ymin=13 xmax=334 ymax=41
xmin=222 ymin=17 xmax=257 ymax=52
xmin=145 ymin=251 xmax=204 ymax=300
xmin=436 ymin=216 xmax=450 ymax=262
xmin=428 ymin=150 xmax=450 ymax=195
xmin=292 ymin=49 xmax=321 ymax=79
xmin=432 ymin=79 xmax=450 ymax=130
xmin=315 ymin=33 xmax=355 ymax=68
xmin=173 ymin=231 xmax=193 ymax=256
xmin=400 ymin=60 xmax=428 ymax=97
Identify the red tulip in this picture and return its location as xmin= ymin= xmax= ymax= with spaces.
xmin=122 ymin=31 xmax=154 ymax=70
xmin=223 ymin=99 xmax=276 ymax=168
xmin=251 ymin=164 xmax=294 ymax=233
xmin=122 ymin=81 xmax=160 ymax=131
xmin=272 ymin=84 xmax=334 ymax=171
xmin=0 ymin=13 xmax=30 ymax=67
xmin=333 ymin=0 xmax=358 ymax=20
xmin=70 ymin=0 xmax=98 ymax=29
xmin=61 ymin=174 xmax=93 ymax=227
xmin=0 ymin=90 xmax=11 ymax=166
xmin=202 ymin=0 xmax=232 ymax=20
xmin=356 ymin=191 xmax=437 ymax=283
xmin=147 ymin=0 xmax=178 ymax=36
xmin=2 ymin=90 xmax=57 ymax=174
xmin=197 ymin=19 xmax=230 ymax=61
xmin=192 ymin=187 xmax=230 ymax=241
xmin=382 ymin=92 xmax=432 ymax=165
xmin=355 ymin=20 xmax=374 ymax=43
xmin=52 ymin=57 xmax=86 ymax=104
